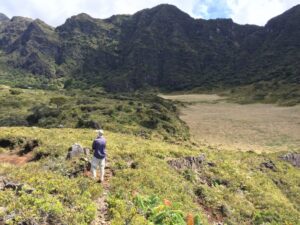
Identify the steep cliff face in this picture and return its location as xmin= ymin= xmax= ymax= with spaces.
xmin=6 ymin=19 xmax=59 ymax=77
xmin=0 ymin=16 xmax=33 ymax=48
xmin=0 ymin=4 xmax=299 ymax=90
xmin=0 ymin=13 xmax=9 ymax=22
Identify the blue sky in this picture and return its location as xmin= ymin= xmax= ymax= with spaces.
xmin=0 ymin=0 xmax=299 ymax=26
xmin=192 ymin=0 xmax=232 ymax=19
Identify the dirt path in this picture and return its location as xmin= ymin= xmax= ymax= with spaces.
xmin=92 ymin=164 xmax=113 ymax=225
xmin=0 ymin=152 xmax=33 ymax=166
xmin=0 ymin=148 xmax=114 ymax=224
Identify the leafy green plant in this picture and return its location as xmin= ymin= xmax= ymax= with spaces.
xmin=133 ymin=195 xmax=202 ymax=225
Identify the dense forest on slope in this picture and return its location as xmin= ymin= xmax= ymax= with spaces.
xmin=0 ymin=4 xmax=299 ymax=94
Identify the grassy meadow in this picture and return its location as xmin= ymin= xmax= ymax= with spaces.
xmin=161 ymin=94 xmax=300 ymax=153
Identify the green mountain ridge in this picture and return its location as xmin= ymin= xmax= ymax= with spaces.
xmin=0 ymin=4 xmax=299 ymax=92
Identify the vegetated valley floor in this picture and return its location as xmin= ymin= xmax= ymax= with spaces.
xmin=0 ymin=90 xmax=299 ymax=225
xmin=161 ymin=94 xmax=300 ymax=153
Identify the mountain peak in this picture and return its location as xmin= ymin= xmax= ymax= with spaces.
xmin=0 ymin=13 xmax=9 ymax=22
xmin=152 ymin=3 xmax=181 ymax=11
xmin=266 ymin=4 xmax=300 ymax=29
xmin=130 ymin=3 xmax=193 ymax=27
xmin=57 ymin=12 xmax=107 ymax=36
xmin=58 ymin=13 xmax=95 ymax=28
xmin=31 ymin=19 xmax=55 ymax=30
xmin=71 ymin=13 xmax=93 ymax=21
xmin=146 ymin=4 xmax=191 ymax=18
xmin=11 ymin=16 xmax=33 ymax=23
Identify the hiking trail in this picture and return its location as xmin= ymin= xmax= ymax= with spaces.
xmin=91 ymin=163 xmax=113 ymax=225
xmin=0 ymin=152 xmax=34 ymax=166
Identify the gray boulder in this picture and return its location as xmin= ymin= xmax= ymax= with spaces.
xmin=280 ymin=153 xmax=300 ymax=168
xmin=66 ymin=143 xmax=90 ymax=159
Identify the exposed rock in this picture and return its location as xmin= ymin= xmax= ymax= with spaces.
xmin=0 ymin=16 xmax=32 ymax=49
xmin=260 ymin=160 xmax=277 ymax=171
xmin=18 ymin=219 xmax=39 ymax=225
xmin=1 ymin=177 xmax=34 ymax=195
xmin=83 ymin=148 xmax=90 ymax=156
xmin=0 ymin=13 xmax=9 ymax=22
xmin=3 ymin=180 xmax=23 ymax=191
xmin=167 ymin=154 xmax=205 ymax=170
xmin=280 ymin=153 xmax=300 ymax=168
xmin=65 ymin=144 xmax=92 ymax=177
xmin=66 ymin=143 xmax=90 ymax=159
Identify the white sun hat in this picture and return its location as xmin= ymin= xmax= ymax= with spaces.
xmin=95 ymin=129 xmax=104 ymax=136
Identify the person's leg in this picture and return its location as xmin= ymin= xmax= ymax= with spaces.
xmin=91 ymin=156 xmax=99 ymax=179
xmin=99 ymin=158 xmax=106 ymax=182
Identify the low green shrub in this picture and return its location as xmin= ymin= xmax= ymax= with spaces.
xmin=0 ymin=164 xmax=102 ymax=225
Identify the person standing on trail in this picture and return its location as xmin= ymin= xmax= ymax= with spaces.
xmin=91 ymin=129 xmax=106 ymax=182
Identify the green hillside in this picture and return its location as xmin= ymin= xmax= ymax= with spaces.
xmin=0 ymin=85 xmax=189 ymax=142
xmin=0 ymin=4 xmax=299 ymax=97
xmin=0 ymin=127 xmax=299 ymax=224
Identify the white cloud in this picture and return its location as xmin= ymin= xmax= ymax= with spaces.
xmin=227 ymin=0 xmax=300 ymax=25
xmin=0 ymin=0 xmax=299 ymax=27
xmin=0 ymin=0 xmax=198 ymax=26
xmin=193 ymin=1 xmax=210 ymax=18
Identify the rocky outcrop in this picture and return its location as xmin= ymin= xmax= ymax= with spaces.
xmin=260 ymin=160 xmax=277 ymax=171
xmin=0 ymin=177 xmax=34 ymax=194
xmin=0 ymin=13 xmax=9 ymax=22
xmin=280 ymin=153 xmax=300 ymax=168
xmin=66 ymin=143 xmax=90 ymax=160
xmin=6 ymin=19 xmax=59 ymax=77
xmin=167 ymin=154 xmax=205 ymax=170
xmin=0 ymin=16 xmax=32 ymax=48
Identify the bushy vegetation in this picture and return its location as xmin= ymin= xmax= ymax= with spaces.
xmin=108 ymin=194 xmax=203 ymax=224
xmin=225 ymin=81 xmax=300 ymax=106
xmin=0 ymin=164 xmax=101 ymax=224
xmin=0 ymin=127 xmax=299 ymax=224
xmin=0 ymin=86 xmax=189 ymax=142
xmin=189 ymin=150 xmax=300 ymax=224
